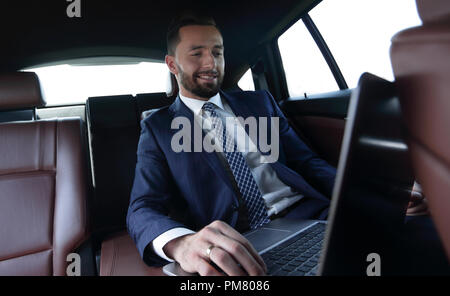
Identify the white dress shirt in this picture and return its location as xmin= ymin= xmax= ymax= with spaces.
xmin=152 ymin=92 xmax=304 ymax=261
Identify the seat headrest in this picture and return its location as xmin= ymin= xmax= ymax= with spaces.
xmin=166 ymin=72 xmax=179 ymax=98
xmin=416 ymin=0 xmax=450 ymax=24
xmin=0 ymin=72 xmax=45 ymax=111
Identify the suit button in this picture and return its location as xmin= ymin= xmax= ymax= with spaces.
xmin=232 ymin=205 xmax=239 ymax=211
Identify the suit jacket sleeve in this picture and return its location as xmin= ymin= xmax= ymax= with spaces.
xmin=264 ymin=90 xmax=337 ymax=198
xmin=127 ymin=116 xmax=186 ymax=266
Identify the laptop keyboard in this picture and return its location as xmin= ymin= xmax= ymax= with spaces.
xmin=261 ymin=222 xmax=326 ymax=276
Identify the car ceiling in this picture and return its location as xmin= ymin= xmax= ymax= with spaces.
xmin=0 ymin=0 xmax=320 ymax=87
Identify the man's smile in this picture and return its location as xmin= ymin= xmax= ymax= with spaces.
xmin=195 ymin=72 xmax=219 ymax=82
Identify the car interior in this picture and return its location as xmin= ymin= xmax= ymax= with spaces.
xmin=0 ymin=0 xmax=449 ymax=276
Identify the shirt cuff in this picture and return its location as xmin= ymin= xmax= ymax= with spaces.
xmin=152 ymin=227 xmax=196 ymax=262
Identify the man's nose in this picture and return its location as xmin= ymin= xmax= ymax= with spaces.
xmin=201 ymin=52 xmax=216 ymax=69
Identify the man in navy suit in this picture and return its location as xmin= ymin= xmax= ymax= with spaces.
xmin=127 ymin=13 xmax=336 ymax=276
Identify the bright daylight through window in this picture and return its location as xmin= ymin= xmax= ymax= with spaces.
xmin=238 ymin=69 xmax=255 ymax=91
xmin=23 ymin=58 xmax=168 ymax=106
xmin=279 ymin=0 xmax=422 ymax=97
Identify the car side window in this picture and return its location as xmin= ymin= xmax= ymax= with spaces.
xmin=278 ymin=0 xmax=421 ymax=97
xmin=309 ymin=0 xmax=421 ymax=88
xmin=237 ymin=68 xmax=255 ymax=91
xmin=278 ymin=18 xmax=339 ymax=98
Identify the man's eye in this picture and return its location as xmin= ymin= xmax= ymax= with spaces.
xmin=191 ymin=52 xmax=201 ymax=56
xmin=213 ymin=52 xmax=223 ymax=56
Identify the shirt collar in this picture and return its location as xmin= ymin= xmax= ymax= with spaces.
xmin=179 ymin=92 xmax=224 ymax=116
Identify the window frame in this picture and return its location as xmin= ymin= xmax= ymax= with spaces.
xmin=301 ymin=13 xmax=348 ymax=91
xmin=274 ymin=12 xmax=349 ymax=100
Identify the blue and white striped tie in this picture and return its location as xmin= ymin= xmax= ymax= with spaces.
xmin=202 ymin=102 xmax=270 ymax=229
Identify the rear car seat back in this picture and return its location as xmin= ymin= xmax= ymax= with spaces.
xmin=86 ymin=92 xmax=175 ymax=240
xmin=390 ymin=0 xmax=450 ymax=259
xmin=86 ymin=95 xmax=140 ymax=238
xmin=86 ymin=91 xmax=175 ymax=275
xmin=0 ymin=72 xmax=90 ymax=275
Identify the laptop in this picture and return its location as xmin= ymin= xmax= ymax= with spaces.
xmin=163 ymin=73 xmax=414 ymax=276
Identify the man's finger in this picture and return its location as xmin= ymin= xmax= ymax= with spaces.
xmin=204 ymin=228 xmax=265 ymax=275
xmin=196 ymin=258 xmax=223 ymax=276
xmin=211 ymin=221 xmax=267 ymax=272
xmin=209 ymin=246 xmax=246 ymax=276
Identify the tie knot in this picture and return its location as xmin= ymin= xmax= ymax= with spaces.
xmin=202 ymin=102 xmax=217 ymax=114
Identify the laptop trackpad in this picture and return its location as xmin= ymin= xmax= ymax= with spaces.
xmin=244 ymin=228 xmax=292 ymax=252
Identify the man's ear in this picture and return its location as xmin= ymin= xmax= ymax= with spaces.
xmin=165 ymin=55 xmax=178 ymax=75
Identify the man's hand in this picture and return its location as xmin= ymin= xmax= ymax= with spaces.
xmin=163 ymin=220 xmax=267 ymax=276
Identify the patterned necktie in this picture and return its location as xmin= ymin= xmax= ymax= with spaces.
xmin=201 ymin=102 xmax=270 ymax=229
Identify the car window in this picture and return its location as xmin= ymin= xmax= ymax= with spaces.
xmin=23 ymin=58 xmax=168 ymax=106
xmin=309 ymin=0 xmax=421 ymax=88
xmin=278 ymin=18 xmax=339 ymax=98
xmin=237 ymin=68 xmax=255 ymax=91
xmin=278 ymin=0 xmax=421 ymax=97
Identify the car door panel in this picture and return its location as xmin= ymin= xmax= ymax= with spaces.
xmin=280 ymin=91 xmax=351 ymax=167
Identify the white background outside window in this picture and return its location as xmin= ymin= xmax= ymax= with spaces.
xmin=279 ymin=0 xmax=421 ymax=97
xmin=26 ymin=61 xmax=168 ymax=106
xmin=238 ymin=69 xmax=255 ymax=91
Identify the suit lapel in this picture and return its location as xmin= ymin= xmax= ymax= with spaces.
xmin=220 ymin=90 xmax=253 ymax=119
xmin=221 ymin=91 xmax=273 ymax=158
xmin=169 ymin=95 xmax=237 ymax=195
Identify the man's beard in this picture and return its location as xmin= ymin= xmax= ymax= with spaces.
xmin=177 ymin=66 xmax=223 ymax=99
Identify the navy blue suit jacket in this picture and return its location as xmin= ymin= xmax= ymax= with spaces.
xmin=127 ymin=90 xmax=336 ymax=265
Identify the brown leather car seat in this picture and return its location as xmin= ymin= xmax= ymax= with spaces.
xmin=0 ymin=72 xmax=90 ymax=275
xmin=390 ymin=0 xmax=450 ymax=259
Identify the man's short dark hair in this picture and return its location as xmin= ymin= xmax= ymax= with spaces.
xmin=166 ymin=11 xmax=219 ymax=56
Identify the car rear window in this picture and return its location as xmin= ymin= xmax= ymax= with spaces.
xmin=23 ymin=57 xmax=168 ymax=106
